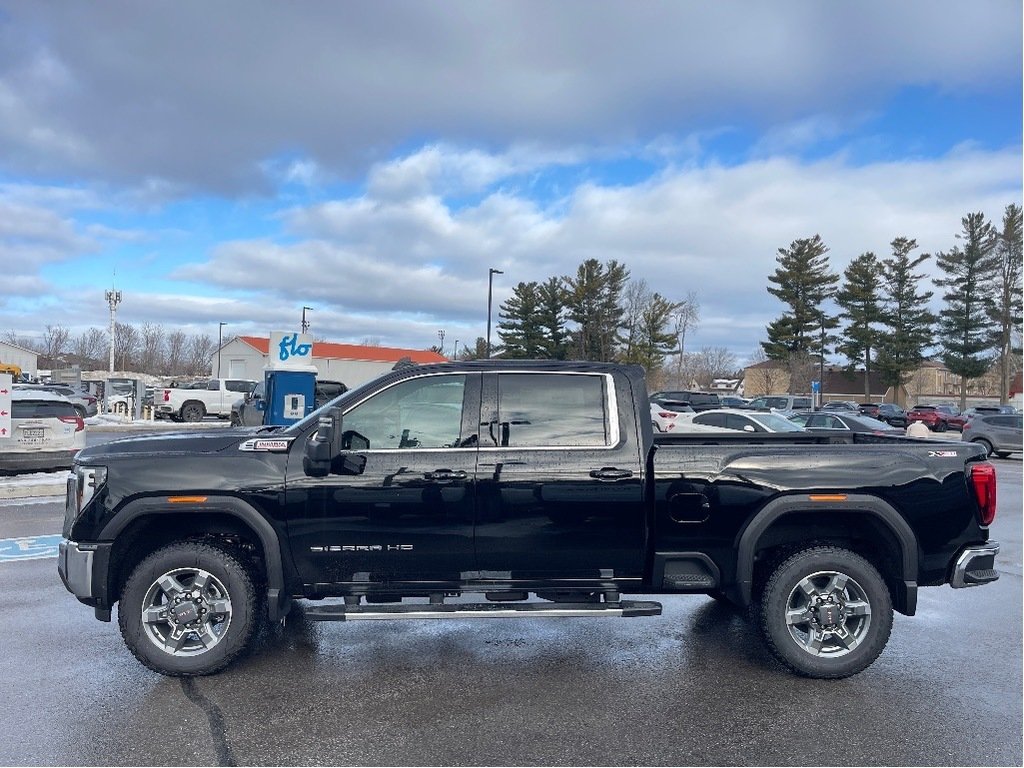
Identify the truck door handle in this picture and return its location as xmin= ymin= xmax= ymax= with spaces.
xmin=589 ymin=467 xmax=633 ymax=481
xmin=424 ymin=469 xmax=468 ymax=482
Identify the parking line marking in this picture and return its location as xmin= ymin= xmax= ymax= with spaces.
xmin=0 ymin=534 xmax=62 ymax=562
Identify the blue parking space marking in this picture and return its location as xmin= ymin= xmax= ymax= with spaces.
xmin=0 ymin=534 xmax=62 ymax=562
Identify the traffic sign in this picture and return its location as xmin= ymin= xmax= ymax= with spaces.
xmin=0 ymin=373 xmax=11 ymax=439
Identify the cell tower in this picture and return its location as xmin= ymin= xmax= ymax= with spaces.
xmin=105 ymin=285 xmax=122 ymax=373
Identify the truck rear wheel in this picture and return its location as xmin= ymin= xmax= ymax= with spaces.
xmin=118 ymin=542 xmax=259 ymax=676
xmin=757 ymin=546 xmax=892 ymax=679
xmin=181 ymin=402 xmax=205 ymax=422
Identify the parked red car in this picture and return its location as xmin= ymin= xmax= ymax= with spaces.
xmin=907 ymin=405 xmax=950 ymax=431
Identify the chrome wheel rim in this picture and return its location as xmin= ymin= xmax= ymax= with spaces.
xmin=140 ymin=567 xmax=233 ymax=656
xmin=785 ymin=570 xmax=872 ymax=657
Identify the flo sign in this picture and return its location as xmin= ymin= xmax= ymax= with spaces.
xmin=268 ymin=332 xmax=314 ymax=370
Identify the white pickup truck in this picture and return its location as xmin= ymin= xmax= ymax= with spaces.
xmin=155 ymin=378 xmax=257 ymax=422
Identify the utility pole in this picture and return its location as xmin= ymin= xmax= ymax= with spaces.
xmin=437 ymin=329 xmax=445 ymax=357
xmin=486 ymin=268 xmax=503 ymax=358
xmin=105 ymin=288 xmax=122 ymax=373
xmin=217 ymin=322 xmax=227 ymax=378
xmin=452 ymin=339 xmax=459 ymax=361
xmin=301 ymin=306 xmax=313 ymax=333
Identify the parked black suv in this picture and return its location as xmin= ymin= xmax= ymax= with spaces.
xmin=859 ymin=403 xmax=910 ymax=428
xmin=649 ymin=390 xmax=721 ymax=412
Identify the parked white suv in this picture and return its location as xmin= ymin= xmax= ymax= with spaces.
xmin=0 ymin=389 xmax=86 ymax=473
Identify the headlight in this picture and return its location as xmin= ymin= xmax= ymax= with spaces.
xmin=63 ymin=465 xmax=107 ymax=538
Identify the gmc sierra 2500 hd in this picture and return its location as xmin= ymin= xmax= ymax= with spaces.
xmin=59 ymin=361 xmax=999 ymax=679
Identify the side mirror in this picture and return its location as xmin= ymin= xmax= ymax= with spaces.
xmin=304 ymin=407 xmax=343 ymax=477
xmin=254 ymin=396 xmax=265 ymax=411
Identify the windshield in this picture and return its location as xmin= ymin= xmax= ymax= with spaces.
xmin=750 ymin=413 xmax=805 ymax=432
xmin=855 ymin=415 xmax=896 ymax=430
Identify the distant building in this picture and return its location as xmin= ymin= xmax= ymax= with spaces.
xmin=209 ymin=336 xmax=447 ymax=388
xmin=0 ymin=340 xmax=39 ymax=377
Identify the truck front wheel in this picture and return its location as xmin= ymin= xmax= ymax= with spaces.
xmin=758 ymin=546 xmax=892 ymax=679
xmin=118 ymin=542 xmax=259 ymax=676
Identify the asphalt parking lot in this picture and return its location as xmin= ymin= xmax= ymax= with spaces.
xmin=0 ymin=455 xmax=1020 ymax=766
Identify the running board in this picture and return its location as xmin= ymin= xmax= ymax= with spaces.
xmin=302 ymin=600 xmax=662 ymax=622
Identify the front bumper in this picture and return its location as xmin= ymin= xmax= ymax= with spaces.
xmin=58 ymin=539 xmax=94 ymax=598
xmin=950 ymin=542 xmax=1000 ymax=588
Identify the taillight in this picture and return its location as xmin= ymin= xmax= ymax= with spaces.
xmin=657 ymin=411 xmax=677 ymax=419
xmin=970 ymin=462 xmax=997 ymax=526
xmin=60 ymin=415 xmax=85 ymax=432
xmin=163 ymin=390 xmax=171 ymax=401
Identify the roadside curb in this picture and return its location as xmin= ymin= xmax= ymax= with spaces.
xmin=0 ymin=479 xmax=65 ymax=500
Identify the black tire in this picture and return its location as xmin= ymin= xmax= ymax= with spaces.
xmin=118 ymin=542 xmax=260 ymax=676
xmin=934 ymin=420 xmax=947 ymax=432
xmin=994 ymin=451 xmax=1011 ymax=459
xmin=74 ymin=405 xmax=87 ymax=419
xmin=972 ymin=438 xmax=994 ymax=457
xmin=757 ymin=546 xmax=892 ymax=679
xmin=181 ymin=402 xmax=205 ymax=422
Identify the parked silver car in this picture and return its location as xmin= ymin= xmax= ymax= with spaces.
xmin=0 ymin=389 xmax=86 ymax=473
xmin=961 ymin=413 xmax=1022 ymax=458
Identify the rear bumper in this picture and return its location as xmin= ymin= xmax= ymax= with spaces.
xmin=950 ymin=542 xmax=1000 ymax=588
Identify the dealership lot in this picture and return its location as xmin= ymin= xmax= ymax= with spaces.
xmin=0 ymin=457 xmax=1019 ymax=766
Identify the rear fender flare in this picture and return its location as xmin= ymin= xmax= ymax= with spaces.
xmin=735 ymin=493 xmax=918 ymax=613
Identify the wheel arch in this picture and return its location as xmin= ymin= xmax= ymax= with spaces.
xmin=734 ymin=494 xmax=919 ymax=615
xmin=99 ymin=496 xmax=291 ymax=621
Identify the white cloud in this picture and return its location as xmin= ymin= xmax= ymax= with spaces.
xmin=0 ymin=2 xmax=1017 ymax=190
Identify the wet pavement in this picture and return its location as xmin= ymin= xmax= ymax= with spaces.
xmin=0 ymin=459 xmax=1020 ymax=766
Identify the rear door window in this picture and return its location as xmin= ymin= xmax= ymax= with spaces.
xmin=495 ymin=373 xmax=608 ymax=447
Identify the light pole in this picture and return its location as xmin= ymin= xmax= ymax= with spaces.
xmin=437 ymin=329 xmax=445 ymax=357
xmin=217 ymin=322 xmax=227 ymax=378
xmin=301 ymin=306 xmax=313 ymax=333
xmin=452 ymin=339 xmax=459 ymax=361
xmin=486 ymin=268 xmax=503 ymax=358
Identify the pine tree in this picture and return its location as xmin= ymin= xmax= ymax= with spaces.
xmin=761 ymin=235 xmax=839 ymax=394
xmin=875 ymin=238 xmax=936 ymax=403
xmin=563 ymin=259 xmax=629 ymax=361
xmin=497 ymin=282 xmax=546 ymax=358
xmin=835 ymin=252 xmax=882 ymax=400
xmin=630 ymin=293 xmax=680 ymax=371
xmin=535 ymin=277 xmax=569 ymax=359
xmin=989 ymin=203 xmax=1023 ymax=405
xmin=935 ymin=212 xmax=1000 ymax=410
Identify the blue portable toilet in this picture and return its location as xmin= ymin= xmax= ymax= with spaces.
xmin=262 ymin=331 xmax=319 ymax=426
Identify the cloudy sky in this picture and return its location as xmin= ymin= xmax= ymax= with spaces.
xmin=0 ymin=1 xmax=1020 ymax=362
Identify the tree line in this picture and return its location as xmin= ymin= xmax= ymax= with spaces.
xmin=3 ymin=323 xmax=215 ymax=377
xmin=762 ymin=203 xmax=1022 ymax=407
xmin=482 ymin=258 xmax=737 ymax=389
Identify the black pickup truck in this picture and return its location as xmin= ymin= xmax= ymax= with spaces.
xmin=59 ymin=361 xmax=1000 ymax=679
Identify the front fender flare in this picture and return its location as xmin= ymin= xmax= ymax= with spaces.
xmin=99 ymin=495 xmax=291 ymax=621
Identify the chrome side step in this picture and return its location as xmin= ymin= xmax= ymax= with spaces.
xmin=302 ymin=600 xmax=662 ymax=622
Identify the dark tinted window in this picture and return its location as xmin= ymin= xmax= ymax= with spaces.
xmin=226 ymin=379 xmax=253 ymax=393
xmin=343 ymin=375 xmax=466 ymax=450
xmin=496 ymin=373 xmax=607 ymax=447
xmin=988 ymin=415 xmax=1022 ymax=428
xmin=694 ymin=412 xmax=727 ymax=428
xmin=12 ymin=400 xmax=77 ymax=418
xmin=793 ymin=398 xmax=812 ymax=409
xmin=725 ymin=413 xmax=760 ymax=431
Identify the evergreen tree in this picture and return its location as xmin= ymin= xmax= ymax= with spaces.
xmin=563 ymin=259 xmax=629 ymax=361
xmin=835 ymin=252 xmax=883 ymax=400
xmin=761 ymin=235 xmax=839 ymax=393
xmin=629 ymin=293 xmax=680 ymax=371
xmin=935 ymin=212 xmax=1000 ymax=410
xmin=535 ymin=276 xmax=569 ymax=359
xmin=989 ymin=203 xmax=1023 ymax=404
xmin=875 ymin=238 xmax=936 ymax=403
xmin=497 ymin=282 xmax=546 ymax=358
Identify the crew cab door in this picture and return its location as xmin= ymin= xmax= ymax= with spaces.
xmin=287 ymin=373 xmax=480 ymax=585
xmin=474 ymin=371 xmax=645 ymax=581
